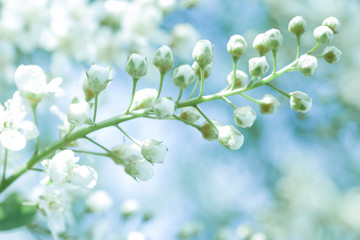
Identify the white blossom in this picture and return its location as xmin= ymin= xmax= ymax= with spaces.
xmin=141 ymin=139 xmax=168 ymax=163
xmin=67 ymin=100 xmax=91 ymax=126
xmin=127 ymin=231 xmax=146 ymax=240
xmin=121 ymin=199 xmax=140 ymax=218
xmin=86 ymin=190 xmax=113 ymax=213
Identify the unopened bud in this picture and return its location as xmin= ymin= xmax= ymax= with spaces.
xmin=288 ymin=16 xmax=307 ymax=36
xmin=259 ymin=94 xmax=280 ymax=114
xmin=249 ymin=56 xmax=269 ymax=77
xmin=153 ymin=45 xmax=174 ymax=74
xmin=322 ymin=46 xmax=342 ymax=64
xmin=227 ymin=34 xmax=247 ymax=61
xmin=86 ymin=64 xmax=112 ymax=93
xmin=297 ymin=55 xmax=318 ymax=76
xmin=173 ymin=64 xmax=195 ymax=89
xmin=199 ymin=120 xmax=221 ymax=141
xmin=313 ymin=26 xmax=333 ymax=44
xmin=217 ymin=125 xmax=244 ymax=150
xmin=289 ymin=91 xmax=312 ymax=113
xmin=124 ymin=159 xmax=154 ymax=181
xmin=264 ymin=29 xmax=283 ymax=51
xmin=192 ymin=62 xmax=212 ymax=79
xmin=233 ymin=106 xmax=256 ymax=128
xmin=121 ymin=199 xmax=140 ymax=218
xmin=322 ymin=16 xmax=341 ymax=34
xmin=253 ymin=33 xmax=270 ymax=56
xmin=82 ymin=80 xmax=94 ymax=101
xmin=192 ymin=40 xmax=213 ymax=68
xmin=131 ymin=88 xmax=158 ymax=110
xmin=112 ymin=144 xmax=143 ymax=165
xmin=125 ymin=53 xmax=147 ymax=80
xmin=152 ymin=97 xmax=175 ymax=119
xmin=179 ymin=107 xmax=202 ymax=123
xmin=141 ymin=139 xmax=168 ymax=163
xmin=67 ymin=100 xmax=90 ymax=126
xmin=227 ymin=70 xmax=248 ymax=89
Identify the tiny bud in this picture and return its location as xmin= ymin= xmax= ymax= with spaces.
xmin=249 ymin=56 xmax=269 ymax=77
xmin=288 ymin=16 xmax=307 ymax=36
xmin=199 ymin=120 xmax=221 ymax=141
xmin=179 ymin=107 xmax=202 ymax=123
xmin=227 ymin=34 xmax=247 ymax=61
xmin=153 ymin=45 xmax=174 ymax=74
xmin=124 ymin=159 xmax=154 ymax=181
xmin=313 ymin=26 xmax=333 ymax=44
xmin=131 ymin=88 xmax=158 ymax=110
xmin=112 ymin=144 xmax=143 ymax=165
xmin=192 ymin=39 xmax=213 ymax=68
xmin=322 ymin=16 xmax=341 ymax=34
xmin=121 ymin=199 xmax=140 ymax=218
xmin=67 ymin=100 xmax=91 ymax=126
xmin=322 ymin=46 xmax=342 ymax=64
xmin=82 ymin=80 xmax=94 ymax=101
xmin=152 ymin=97 xmax=175 ymax=119
xmin=264 ymin=29 xmax=283 ymax=51
xmin=86 ymin=64 xmax=112 ymax=93
xmin=253 ymin=33 xmax=270 ymax=56
xmin=233 ymin=106 xmax=256 ymax=128
xmin=192 ymin=62 xmax=212 ymax=79
xmin=259 ymin=94 xmax=280 ymax=114
xmin=217 ymin=125 xmax=244 ymax=150
xmin=86 ymin=190 xmax=113 ymax=213
xmin=125 ymin=53 xmax=147 ymax=80
xmin=141 ymin=139 xmax=168 ymax=163
xmin=227 ymin=70 xmax=248 ymax=89
xmin=289 ymin=91 xmax=312 ymax=113
xmin=297 ymin=55 xmax=318 ymax=76
xmin=173 ymin=64 xmax=196 ymax=89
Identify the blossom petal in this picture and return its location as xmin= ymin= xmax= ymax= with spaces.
xmin=47 ymin=77 xmax=64 ymax=96
xmin=20 ymin=120 xmax=39 ymax=140
xmin=71 ymin=165 xmax=98 ymax=189
xmin=0 ymin=129 xmax=26 ymax=151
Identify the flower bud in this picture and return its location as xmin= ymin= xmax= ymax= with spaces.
xmin=153 ymin=45 xmax=174 ymax=74
xmin=121 ymin=199 xmax=140 ymax=218
xmin=125 ymin=53 xmax=147 ymax=80
xmin=249 ymin=56 xmax=269 ymax=77
xmin=253 ymin=33 xmax=270 ymax=56
xmin=217 ymin=125 xmax=244 ymax=150
xmin=199 ymin=120 xmax=221 ymax=141
xmin=233 ymin=106 xmax=256 ymax=128
xmin=86 ymin=64 xmax=112 ymax=93
xmin=322 ymin=16 xmax=341 ymax=34
xmin=173 ymin=64 xmax=195 ymax=89
xmin=297 ymin=55 xmax=318 ymax=76
xmin=264 ymin=29 xmax=283 ymax=51
xmin=152 ymin=97 xmax=175 ymax=119
xmin=313 ymin=26 xmax=333 ymax=44
xmin=288 ymin=16 xmax=307 ymax=36
xmin=289 ymin=91 xmax=312 ymax=113
xmin=192 ymin=39 xmax=213 ymax=68
xmin=82 ymin=80 xmax=94 ymax=101
xmin=259 ymin=94 xmax=280 ymax=114
xmin=179 ymin=107 xmax=202 ymax=123
xmin=124 ymin=159 xmax=154 ymax=181
xmin=86 ymin=190 xmax=113 ymax=213
xmin=141 ymin=139 xmax=168 ymax=163
xmin=112 ymin=144 xmax=143 ymax=165
xmin=227 ymin=70 xmax=248 ymax=89
xmin=67 ymin=100 xmax=91 ymax=126
xmin=192 ymin=62 xmax=212 ymax=79
xmin=227 ymin=34 xmax=247 ymax=61
xmin=322 ymin=46 xmax=342 ymax=64
xmin=131 ymin=88 xmax=158 ymax=110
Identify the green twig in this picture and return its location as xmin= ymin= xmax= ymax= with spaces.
xmin=307 ymin=42 xmax=321 ymax=55
xmin=93 ymin=92 xmax=99 ymax=122
xmin=114 ymin=125 xmax=141 ymax=146
xmin=231 ymin=59 xmax=237 ymax=90
xmin=198 ymin=67 xmax=205 ymax=98
xmin=239 ymin=93 xmax=262 ymax=105
xmin=156 ymin=73 xmax=165 ymax=100
xmin=187 ymin=78 xmax=199 ymax=99
xmin=222 ymin=96 xmax=237 ymax=109
xmin=194 ymin=105 xmax=218 ymax=131
xmin=172 ymin=115 xmax=201 ymax=130
xmin=2 ymin=149 xmax=8 ymax=181
xmin=176 ymin=89 xmax=183 ymax=103
xmin=71 ymin=149 xmax=110 ymax=157
xmin=31 ymin=104 xmax=39 ymax=154
xmin=126 ymin=78 xmax=139 ymax=114
xmin=267 ymin=83 xmax=291 ymax=98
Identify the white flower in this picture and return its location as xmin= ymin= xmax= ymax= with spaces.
xmin=121 ymin=199 xmax=140 ymax=218
xmin=112 ymin=144 xmax=143 ymax=165
xmin=152 ymin=97 xmax=175 ymax=119
xmin=67 ymin=100 xmax=91 ymax=126
xmin=217 ymin=125 xmax=244 ymax=150
xmin=141 ymin=139 xmax=168 ymax=163
xmin=14 ymin=65 xmax=64 ymax=104
xmin=0 ymin=91 xmax=39 ymax=151
xmin=127 ymin=231 xmax=146 ymax=240
xmin=42 ymin=150 xmax=98 ymax=189
xmin=86 ymin=64 xmax=112 ymax=93
xmin=233 ymin=106 xmax=256 ymax=128
xmin=289 ymin=91 xmax=312 ymax=113
xmin=131 ymin=88 xmax=158 ymax=110
xmin=86 ymin=190 xmax=113 ymax=213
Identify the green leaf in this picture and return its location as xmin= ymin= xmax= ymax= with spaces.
xmin=0 ymin=192 xmax=37 ymax=231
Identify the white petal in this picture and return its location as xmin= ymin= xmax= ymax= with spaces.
xmin=52 ymin=150 xmax=79 ymax=163
xmin=0 ymin=129 xmax=26 ymax=151
xmin=71 ymin=165 xmax=98 ymax=189
xmin=20 ymin=120 xmax=39 ymax=140
xmin=47 ymin=77 xmax=65 ymax=96
xmin=48 ymin=159 xmax=68 ymax=185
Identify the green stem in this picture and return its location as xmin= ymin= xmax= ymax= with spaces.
xmin=307 ymin=42 xmax=321 ymax=55
xmin=231 ymin=59 xmax=237 ymax=90
xmin=93 ymin=92 xmax=99 ymax=122
xmin=172 ymin=115 xmax=201 ymax=130
xmin=156 ymin=73 xmax=165 ymax=100
xmin=222 ymin=96 xmax=237 ymax=109
xmin=194 ymin=105 xmax=218 ymax=131
xmin=272 ymin=50 xmax=277 ymax=74
xmin=31 ymin=104 xmax=39 ymax=154
xmin=84 ymin=136 xmax=125 ymax=163
xmin=176 ymin=89 xmax=183 ymax=103
xmin=71 ymin=149 xmax=110 ymax=157
xmin=29 ymin=168 xmax=45 ymax=173
xmin=2 ymin=149 xmax=8 ymax=181
xmin=126 ymin=78 xmax=139 ymax=114
xmin=198 ymin=67 xmax=205 ymax=98
xmin=114 ymin=125 xmax=141 ymax=146
xmin=187 ymin=78 xmax=199 ymax=99
xmin=267 ymin=83 xmax=291 ymax=98
xmin=296 ymin=35 xmax=301 ymax=59
xmin=239 ymin=93 xmax=262 ymax=105
xmin=247 ymin=76 xmax=256 ymax=89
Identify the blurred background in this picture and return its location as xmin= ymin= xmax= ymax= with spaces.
xmin=0 ymin=0 xmax=359 ymax=239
